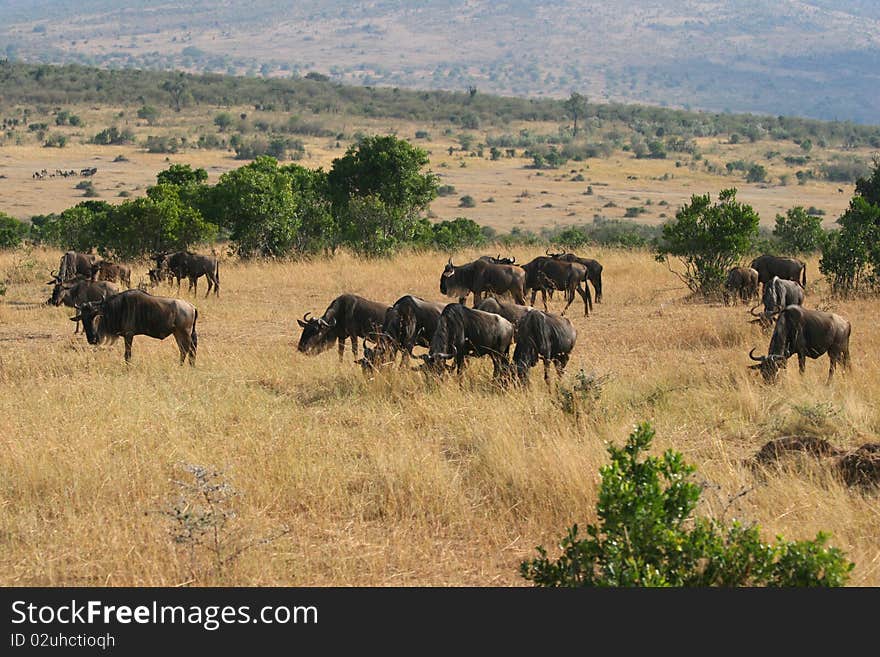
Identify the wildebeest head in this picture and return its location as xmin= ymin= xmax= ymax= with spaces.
xmin=440 ymin=257 xmax=456 ymax=296
xmin=296 ymin=312 xmax=338 ymax=354
xmin=748 ymin=347 xmax=787 ymax=383
xmin=70 ymin=300 xmax=106 ymax=345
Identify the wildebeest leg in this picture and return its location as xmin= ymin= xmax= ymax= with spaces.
xmin=472 ymin=289 xmax=482 ymax=307
xmin=123 ymin=335 xmax=133 ymax=363
xmin=337 ymin=338 xmax=345 ymax=362
xmin=577 ymin=284 xmax=592 ymax=316
xmin=351 ymin=335 xmax=359 ymax=360
xmin=530 ymin=288 xmax=538 ymax=306
xmin=514 ymin=287 xmax=526 ymax=305
xmin=541 ymin=289 xmax=548 ymax=312
xmin=560 ymin=287 xmax=575 ymax=316
xmin=189 ymin=276 xmax=197 ymax=296
xmin=174 ymin=330 xmax=195 ymax=366
xmin=543 ymin=357 xmax=551 ymax=383
xmin=798 ymin=354 xmax=806 ymax=374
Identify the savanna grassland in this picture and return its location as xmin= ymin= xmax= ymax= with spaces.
xmin=1 ymin=246 xmax=878 ymax=586
xmin=0 ymin=99 xmax=867 ymax=231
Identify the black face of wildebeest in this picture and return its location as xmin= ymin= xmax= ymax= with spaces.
xmin=748 ymin=348 xmax=786 ymax=383
xmin=72 ymin=300 xmax=104 ymax=346
xmin=296 ymin=312 xmax=337 ymax=354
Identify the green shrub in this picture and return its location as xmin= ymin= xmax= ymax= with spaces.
xmin=773 ymin=207 xmax=826 ymax=254
xmin=521 ymin=422 xmax=854 ymax=587
xmin=43 ymin=133 xmax=67 ymax=148
xmin=145 ymin=135 xmax=180 ymax=153
xmin=458 ymin=195 xmax=476 ymax=208
xmin=655 ymin=188 xmax=759 ymax=296
xmin=92 ymin=126 xmax=135 ymax=145
xmin=0 ymin=212 xmax=29 ymax=248
xmin=426 ymin=218 xmax=486 ymax=251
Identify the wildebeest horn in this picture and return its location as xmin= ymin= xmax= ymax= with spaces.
xmin=302 ymin=312 xmax=311 ymax=322
xmin=748 ymin=348 xmax=764 ymax=362
xmin=748 ymin=304 xmax=763 ymax=317
xmin=447 ymin=257 xmax=453 ymax=267
xmin=545 ymin=248 xmax=552 ymax=256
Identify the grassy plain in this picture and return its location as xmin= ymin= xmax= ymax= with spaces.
xmin=1 ymin=246 xmax=878 ymax=586
xmin=0 ymin=103 xmax=866 ymax=231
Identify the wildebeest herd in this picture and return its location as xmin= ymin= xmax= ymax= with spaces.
xmin=44 ymin=249 xmax=216 ymax=364
xmin=41 ymin=248 xmax=852 ymax=384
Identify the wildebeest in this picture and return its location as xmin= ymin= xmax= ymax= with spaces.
xmin=749 ymin=276 xmax=805 ymax=327
xmin=71 ymin=289 xmax=198 ymax=365
xmin=440 ymin=257 xmax=526 ymax=306
xmin=90 ymin=260 xmax=132 ymax=288
xmin=724 ymin=266 xmax=759 ymax=304
xmin=475 ymin=297 xmax=534 ymax=328
xmin=57 ymin=250 xmax=99 ymax=282
xmin=510 ymin=309 xmax=577 ymax=383
xmin=298 ymin=294 xmax=390 ymax=362
xmin=46 ymin=277 xmax=120 ymax=333
xmin=519 ymin=256 xmax=591 ymax=316
xmin=365 ymin=295 xmax=448 ymax=369
xmin=749 ymin=254 xmax=807 ymax=290
xmin=419 ymin=303 xmax=514 ymax=378
xmin=547 ymin=250 xmax=604 ymax=303
xmin=155 ymin=251 xmax=220 ymax=297
xmin=148 ymin=266 xmax=174 ymax=288
xmin=748 ymin=305 xmax=850 ymax=384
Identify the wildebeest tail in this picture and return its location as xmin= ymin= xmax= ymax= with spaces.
xmin=191 ymin=308 xmax=199 ymax=352
xmin=801 ymin=264 xmax=807 ymax=288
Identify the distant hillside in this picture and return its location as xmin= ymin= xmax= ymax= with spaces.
xmin=2 ymin=1 xmax=880 ymax=124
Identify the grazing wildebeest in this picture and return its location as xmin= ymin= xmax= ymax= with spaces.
xmin=46 ymin=277 xmax=120 ymax=333
xmin=71 ymin=289 xmax=198 ymax=365
xmin=440 ymin=257 xmax=526 ymax=306
xmin=724 ymin=266 xmax=759 ymax=304
xmin=365 ymin=295 xmax=448 ymax=370
xmin=748 ymin=305 xmax=850 ymax=384
xmin=419 ymin=303 xmax=514 ymax=378
xmin=90 ymin=260 xmax=132 ymax=288
xmin=57 ymin=250 xmax=99 ymax=281
xmin=297 ymin=294 xmax=390 ymax=362
xmin=510 ymin=309 xmax=577 ymax=383
xmin=148 ymin=266 xmax=174 ymax=288
xmin=749 ymin=276 xmax=805 ymax=327
xmin=749 ymin=254 xmax=807 ymax=290
xmin=163 ymin=251 xmax=220 ymax=297
xmin=520 ymin=256 xmax=591 ymax=316
xmin=475 ymin=297 xmax=534 ymax=328
xmin=547 ymin=250 xmax=604 ymax=303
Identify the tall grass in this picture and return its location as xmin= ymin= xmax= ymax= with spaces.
xmin=0 ymin=247 xmax=877 ymax=585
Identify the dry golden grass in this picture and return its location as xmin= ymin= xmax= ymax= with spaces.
xmin=1 ymin=246 xmax=878 ymax=586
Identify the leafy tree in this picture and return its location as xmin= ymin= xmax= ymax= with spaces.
xmin=161 ymin=74 xmax=190 ymax=112
xmin=427 ymin=218 xmax=486 ymax=251
xmin=137 ymin=105 xmax=160 ymax=125
xmin=655 ymin=188 xmax=759 ymax=296
xmin=100 ymin=191 xmax=217 ymax=259
xmin=521 ymin=422 xmax=854 ymax=587
xmin=211 ymin=156 xmax=301 ymax=257
xmin=563 ymin=92 xmax=588 ymax=136
xmin=0 ymin=212 xmax=28 ymax=248
xmin=38 ymin=202 xmax=110 ymax=252
xmin=328 ymin=135 xmax=438 ymax=255
xmin=746 ymin=164 xmax=768 ymax=183
xmin=280 ymin=163 xmax=337 ymax=254
xmin=156 ymin=163 xmax=208 ymax=188
xmin=773 ymin=207 xmax=826 ymax=254
xmin=214 ymin=112 xmax=234 ymax=132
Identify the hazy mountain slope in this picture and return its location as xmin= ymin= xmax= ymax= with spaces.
xmin=2 ymin=1 xmax=880 ymax=123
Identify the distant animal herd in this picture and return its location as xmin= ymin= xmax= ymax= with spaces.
xmin=39 ymin=248 xmax=851 ymax=385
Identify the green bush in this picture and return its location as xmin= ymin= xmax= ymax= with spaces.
xmin=43 ymin=133 xmax=67 ymax=148
xmin=426 ymin=218 xmax=486 ymax=251
xmin=773 ymin=206 xmax=826 ymax=254
xmin=655 ymin=188 xmax=759 ymax=296
xmin=92 ymin=126 xmax=135 ymax=145
xmin=0 ymin=212 xmax=29 ymax=248
xmin=520 ymin=422 xmax=854 ymax=587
